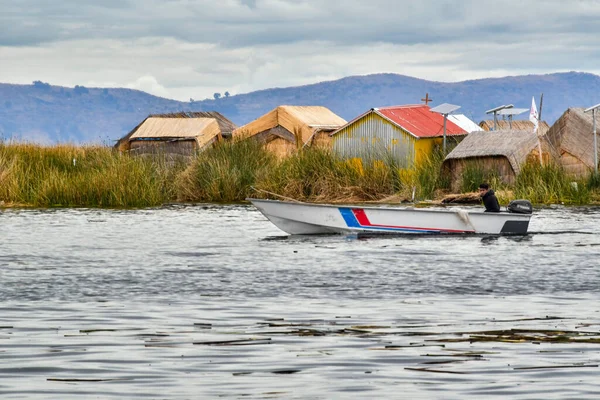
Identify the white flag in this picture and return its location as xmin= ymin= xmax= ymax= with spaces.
xmin=529 ymin=96 xmax=539 ymax=135
xmin=530 ymin=96 xmax=544 ymax=165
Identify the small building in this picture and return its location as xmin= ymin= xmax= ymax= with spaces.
xmin=442 ymin=129 xmax=552 ymax=192
xmin=232 ymin=106 xmax=346 ymax=157
xmin=479 ymin=119 xmax=550 ymax=135
xmin=115 ymin=112 xmax=236 ymax=156
xmin=331 ymin=105 xmax=467 ymax=167
xmin=545 ymin=107 xmax=600 ymax=177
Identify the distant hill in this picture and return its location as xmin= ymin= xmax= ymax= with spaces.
xmin=1 ymin=72 xmax=600 ymax=144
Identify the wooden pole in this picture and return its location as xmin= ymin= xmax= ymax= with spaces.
xmin=443 ymin=114 xmax=447 ymax=154
xmin=537 ymin=136 xmax=543 ymax=166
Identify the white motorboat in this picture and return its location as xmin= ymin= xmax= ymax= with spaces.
xmin=248 ymin=198 xmax=532 ymax=235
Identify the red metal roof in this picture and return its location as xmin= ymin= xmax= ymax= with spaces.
xmin=376 ymin=105 xmax=466 ymax=138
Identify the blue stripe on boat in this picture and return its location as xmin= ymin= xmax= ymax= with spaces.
xmin=339 ymin=208 xmax=360 ymax=228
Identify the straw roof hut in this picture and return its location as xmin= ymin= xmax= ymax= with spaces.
xmin=115 ymin=111 xmax=236 ymax=154
xmin=442 ymin=130 xmax=553 ymax=192
xmin=232 ymin=106 xmax=346 ymax=157
xmin=545 ymin=108 xmax=600 ymax=177
xmin=479 ymin=119 xmax=550 ymax=135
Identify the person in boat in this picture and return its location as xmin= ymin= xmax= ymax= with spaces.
xmin=479 ymin=183 xmax=500 ymax=212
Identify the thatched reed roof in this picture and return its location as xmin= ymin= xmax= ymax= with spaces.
xmin=129 ymin=117 xmax=220 ymax=148
xmin=147 ymin=111 xmax=236 ymax=138
xmin=444 ymin=129 xmax=543 ymax=175
xmin=115 ymin=111 xmax=236 ymax=151
xmin=233 ymin=105 xmax=346 ymax=145
xmin=546 ymin=107 xmax=599 ymax=169
xmin=479 ymin=119 xmax=550 ymax=135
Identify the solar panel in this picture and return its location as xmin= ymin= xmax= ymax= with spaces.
xmin=584 ymin=103 xmax=600 ymax=113
xmin=496 ymin=108 xmax=528 ymax=116
xmin=485 ymin=104 xmax=513 ymax=114
xmin=430 ymin=103 xmax=461 ymax=115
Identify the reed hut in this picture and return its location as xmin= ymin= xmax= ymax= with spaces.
xmin=479 ymin=119 xmax=550 ymax=134
xmin=545 ymin=108 xmax=600 ymax=177
xmin=331 ymin=105 xmax=467 ymax=167
xmin=232 ymin=106 xmax=346 ymax=157
xmin=115 ymin=111 xmax=237 ymax=155
xmin=442 ymin=130 xmax=552 ymax=192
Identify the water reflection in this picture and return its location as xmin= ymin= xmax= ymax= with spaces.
xmin=480 ymin=235 xmax=499 ymax=244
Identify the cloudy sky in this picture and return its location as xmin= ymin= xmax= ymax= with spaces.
xmin=2 ymin=0 xmax=600 ymax=101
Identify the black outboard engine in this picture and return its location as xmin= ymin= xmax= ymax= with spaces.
xmin=507 ymin=199 xmax=533 ymax=214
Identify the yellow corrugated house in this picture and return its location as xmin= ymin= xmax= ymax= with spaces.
xmin=331 ymin=105 xmax=468 ymax=167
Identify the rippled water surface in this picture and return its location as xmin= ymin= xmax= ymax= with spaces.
xmin=1 ymin=204 xmax=600 ymax=399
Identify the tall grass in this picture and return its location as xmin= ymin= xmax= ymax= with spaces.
xmin=514 ymin=161 xmax=590 ymax=205
xmin=176 ymin=139 xmax=276 ymax=203
xmin=588 ymin=172 xmax=600 ymax=190
xmin=258 ymin=147 xmax=349 ymax=201
xmin=258 ymin=148 xmax=403 ymax=202
xmin=2 ymin=141 xmax=599 ymax=207
xmin=176 ymin=141 xmax=421 ymax=203
xmin=414 ymin=150 xmax=448 ymax=199
xmin=0 ymin=143 xmax=179 ymax=207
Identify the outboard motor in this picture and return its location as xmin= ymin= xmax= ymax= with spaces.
xmin=507 ymin=199 xmax=533 ymax=214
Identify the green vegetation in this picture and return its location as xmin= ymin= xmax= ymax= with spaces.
xmin=513 ymin=162 xmax=592 ymax=205
xmin=259 ymin=147 xmax=398 ymax=202
xmin=176 ymin=139 xmax=275 ymax=203
xmin=0 ymin=141 xmax=599 ymax=208
xmin=0 ymin=143 xmax=180 ymax=207
xmin=587 ymin=172 xmax=600 ymax=190
xmin=460 ymin=163 xmax=490 ymax=193
xmin=414 ymin=150 xmax=449 ymax=199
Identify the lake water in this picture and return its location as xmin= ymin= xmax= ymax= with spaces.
xmin=1 ymin=204 xmax=600 ymax=399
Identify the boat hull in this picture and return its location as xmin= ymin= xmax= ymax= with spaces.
xmin=248 ymin=198 xmax=531 ymax=235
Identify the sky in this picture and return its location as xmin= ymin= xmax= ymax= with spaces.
xmin=2 ymin=0 xmax=600 ymax=101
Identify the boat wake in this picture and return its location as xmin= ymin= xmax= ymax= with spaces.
xmin=260 ymin=230 xmax=594 ymax=243
xmin=526 ymin=230 xmax=595 ymax=235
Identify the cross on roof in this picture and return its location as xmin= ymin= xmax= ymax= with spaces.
xmin=421 ymin=93 xmax=432 ymax=105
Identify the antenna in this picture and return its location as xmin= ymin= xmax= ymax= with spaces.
xmin=430 ymin=103 xmax=461 ymax=154
xmin=585 ymin=103 xmax=600 ymax=173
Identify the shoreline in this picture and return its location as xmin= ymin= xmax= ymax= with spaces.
xmin=2 ymin=142 xmax=600 ymax=208
xmin=2 ymin=195 xmax=600 ymax=210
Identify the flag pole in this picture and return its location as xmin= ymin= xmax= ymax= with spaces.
xmin=530 ymin=95 xmax=543 ymax=166
xmin=538 ymin=93 xmax=544 ymax=166
xmin=594 ymin=108 xmax=598 ymax=174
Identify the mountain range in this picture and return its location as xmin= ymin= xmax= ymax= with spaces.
xmin=1 ymin=71 xmax=600 ymax=144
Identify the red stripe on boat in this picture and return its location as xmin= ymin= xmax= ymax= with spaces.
xmin=352 ymin=209 xmax=371 ymax=225
xmin=350 ymin=208 xmax=472 ymax=233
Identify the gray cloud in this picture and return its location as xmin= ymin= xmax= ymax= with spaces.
xmin=1 ymin=0 xmax=599 ymax=100
xmin=4 ymin=0 xmax=600 ymax=47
